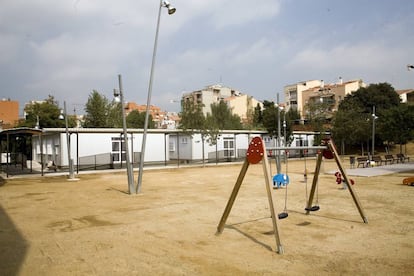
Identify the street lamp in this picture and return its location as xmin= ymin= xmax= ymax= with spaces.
xmin=371 ymin=106 xmax=378 ymax=159
xmin=59 ymin=101 xmax=75 ymax=179
xmin=114 ymin=74 xmax=135 ymax=194
xmin=283 ymin=112 xmax=287 ymax=148
xmin=137 ymin=0 xmax=176 ymax=193
xmin=276 ymin=93 xmax=283 ymax=174
xmin=35 ymin=115 xmax=40 ymax=129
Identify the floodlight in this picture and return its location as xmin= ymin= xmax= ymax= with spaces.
xmin=163 ymin=1 xmax=176 ymax=14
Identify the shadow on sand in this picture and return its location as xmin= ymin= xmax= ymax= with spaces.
xmin=0 ymin=177 xmax=28 ymax=275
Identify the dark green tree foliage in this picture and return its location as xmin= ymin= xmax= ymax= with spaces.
xmin=262 ymin=100 xmax=278 ymax=137
xmin=253 ymin=103 xmax=263 ymax=128
xmin=340 ymin=83 xmax=400 ymax=114
xmin=286 ymin=107 xmax=301 ymax=123
xmin=203 ymin=113 xmax=220 ymax=145
xmin=107 ymin=101 xmax=123 ymax=128
xmin=209 ymin=101 xmax=242 ymax=130
xmin=19 ymin=95 xmax=74 ymax=128
xmin=262 ymin=101 xmax=296 ymax=143
xmin=333 ymin=105 xmax=371 ymax=145
xmin=284 ymin=108 xmax=300 ymax=144
xmin=200 ymin=100 xmax=242 ymax=145
xmin=126 ymin=110 xmax=154 ymax=128
xmin=377 ymin=104 xmax=414 ymax=150
xmin=332 ymin=82 xmax=402 ymax=151
xmin=83 ymin=90 xmax=110 ymax=128
xmin=305 ymin=100 xmax=331 ymax=145
xmin=179 ymin=99 xmax=206 ymax=133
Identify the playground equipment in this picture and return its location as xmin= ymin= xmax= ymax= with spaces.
xmin=335 ymin=171 xmax=355 ymax=189
xmin=303 ymin=149 xmax=320 ymax=212
xmin=276 ymin=151 xmax=289 ymax=219
xmin=403 ymin=177 xmax=414 ymax=186
xmin=273 ymin=173 xmax=289 ymax=188
xmin=216 ymin=137 xmax=368 ymax=254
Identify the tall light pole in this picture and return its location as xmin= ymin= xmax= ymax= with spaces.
xmin=60 ymin=101 xmax=75 ymax=179
xmin=276 ymin=93 xmax=282 ymax=174
xmin=114 ymin=74 xmax=135 ymax=194
xmin=137 ymin=0 xmax=176 ymax=193
xmin=371 ymin=106 xmax=378 ymax=159
xmin=283 ymin=111 xmax=287 ymax=148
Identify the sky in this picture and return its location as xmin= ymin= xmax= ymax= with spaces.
xmin=1 ymin=0 xmax=414 ymax=116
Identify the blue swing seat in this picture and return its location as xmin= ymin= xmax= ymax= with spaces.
xmin=273 ymin=173 xmax=289 ymax=188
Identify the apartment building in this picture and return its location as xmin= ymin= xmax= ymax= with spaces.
xmin=284 ymin=78 xmax=366 ymax=121
xmin=182 ymin=84 xmax=262 ymax=122
xmin=397 ymin=89 xmax=414 ymax=104
xmin=182 ymin=84 xmax=241 ymax=115
xmin=284 ymin=80 xmax=322 ymax=114
xmin=0 ymin=99 xmax=19 ymax=129
xmin=124 ymin=102 xmax=180 ymax=129
xmin=223 ymin=94 xmax=263 ymax=123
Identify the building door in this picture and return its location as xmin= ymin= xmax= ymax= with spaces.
xmin=223 ymin=137 xmax=235 ymax=159
xmin=111 ymin=137 xmax=126 ymax=164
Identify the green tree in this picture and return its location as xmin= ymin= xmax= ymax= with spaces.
xmin=203 ymin=113 xmax=220 ymax=145
xmin=284 ymin=108 xmax=300 ymax=145
xmin=83 ymin=90 xmax=110 ymax=128
xmin=377 ymin=104 xmax=414 ymax=151
xmin=332 ymin=105 xmax=371 ymax=153
xmin=18 ymin=95 xmax=75 ymax=128
xmin=304 ymin=100 xmax=332 ymax=145
xmin=200 ymin=100 xmax=242 ymax=145
xmin=262 ymin=100 xmax=278 ymax=137
xmin=261 ymin=101 xmax=297 ymax=145
xmin=178 ymin=99 xmax=206 ymax=134
xmin=126 ymin=110 xmax=154 ymax=128
xmin=252 ymin=103 xmax=263 ymax=128
xmin=344 ymin=83 xmax=400 ymax=113
xmin=332 ymin=82 xmax=401 ymax=153
xmin=107 ymin=101 xmax=123 ymax=128
xmin=239 ymin=102 xmax=263 ymax=130
xmin=209 ymin=101 xmax=242 ymax=130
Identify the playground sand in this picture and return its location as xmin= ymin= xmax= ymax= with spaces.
xmin=0 ymin=158 xmax=413 ymax=275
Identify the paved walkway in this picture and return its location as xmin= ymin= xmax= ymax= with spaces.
xmin=332 ymin=162 xmax=414 ymax=177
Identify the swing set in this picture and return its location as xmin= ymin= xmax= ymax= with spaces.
xmin=216 ymin=137 xmax=368 ymax=254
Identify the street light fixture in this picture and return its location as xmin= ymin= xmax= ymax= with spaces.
xmin=137 ymin=0 xmax=176 ymax=193
xmin=371 ymin=106 xmax=378 ymax=160
xmin=276 ymin=93 xmax=282 ymax=174
xmin=59 ymin=101 xmax=75 ymax=180
xmin=163 ymin=1 xmax=176 ymax=14
xmin=114 ymin=74 xmax=135 ymax=194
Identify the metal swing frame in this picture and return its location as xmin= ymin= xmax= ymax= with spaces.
xmin=216 ymin=137 xmax=368 ymax=254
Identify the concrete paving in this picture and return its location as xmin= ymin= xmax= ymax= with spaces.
xmin=332 ymin=162 xmax=414 ymax=177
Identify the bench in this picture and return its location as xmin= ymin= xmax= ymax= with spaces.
xmin=384 ymin=155 xmax=397 ymax=164
xmin=372 ymin=156 xmax=385 ymax=166
xmin=396 ymin=153 xmax=410 ymax=163
xmin=357 ymin=156 xmax=368 ymax=168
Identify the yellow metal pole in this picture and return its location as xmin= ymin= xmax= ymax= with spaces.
xmin=216 ymin=158 xmax=250 ymax=234
xmin=306 ymin=150 xmax=323 ymax=214
xmin=327 ymin=140 xmax=368 ymax=223
xmin=262 ymin=151 xmax=284 ymax=254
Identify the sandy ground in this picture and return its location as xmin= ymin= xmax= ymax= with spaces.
xmin=1 ymin=158 xmax=413 ymax=275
